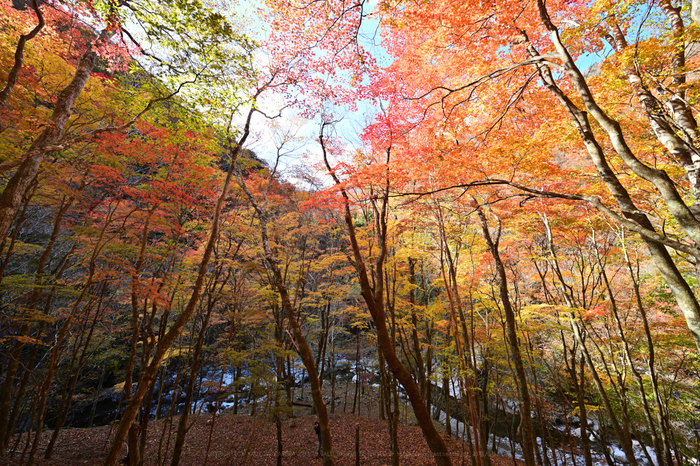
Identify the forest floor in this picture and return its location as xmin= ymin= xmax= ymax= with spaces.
xmin=0 ymin=383 xmax=521 ymax=466
xmin=0 ymin=412 xmax=520 ymax=466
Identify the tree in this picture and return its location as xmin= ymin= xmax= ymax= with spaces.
xmin=319 ymin=121 xmax=453 ymax=466
xmin=236 ymin=127 xmax=337 ymax=466
xmin=0 ymin=0 xmax=255 ymax=243
xmin=367 ymin=0 xmax=700 ymax=351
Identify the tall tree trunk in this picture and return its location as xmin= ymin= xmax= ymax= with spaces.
xmin=435 ymin=207 xmax=485 ymax=466
xmin=102 ymin=104 xmax=255 ymax=466
xmin=170 ymin=294 xmax=217 ymax=466
xmin=123 ymin=211 xmax=154 ymax=466
xmin=533 ymin=1 xmax=700 ymax=351
xmin=353 ymin=332 xmax=360 ymax=415
xmin=6 ymin=242 xmax=75 ymax=445
xmin=594 ymin=237 xmax=664 ymax=466
xmin=379 ymin=346 xmax=400 ymax=466
xmin=567 ymin=349 xmax=592 ymax=466
xmin=621 ymin=240 xmax=674 ymax=465
xmin=321 ymin=127 xmax=452 ymax=466
xmin=25 ymin=200 xmax=114 ymax=466
xmin=407 ymin=258 xmax=427 ymax=398
xmin=541 ymin=219 xmax=637 ymax=466
xmin=476 ymin=208 xmax=537 ymax=466
xmin=237 ymin=166 xmax=335 ymax=466
xmin=0 ymin=0 xmax=44 ymax=114
xmin=0 ymin=31 xmax=104 ymax=241
xmin=0 ymin=193 xmax=72 ymax=449
xmin=45 ymin=282 xmax=107 ymax=458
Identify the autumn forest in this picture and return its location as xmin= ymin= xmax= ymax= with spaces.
xmin=0 ymin=0 xmax=699 ymax=465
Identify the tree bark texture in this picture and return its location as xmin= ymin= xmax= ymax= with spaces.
xmin=0 ymin=32 xmax=101 ymax=240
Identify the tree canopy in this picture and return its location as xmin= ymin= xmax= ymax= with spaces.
xmin=1 ymin=1 xmax=699 ymax=466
